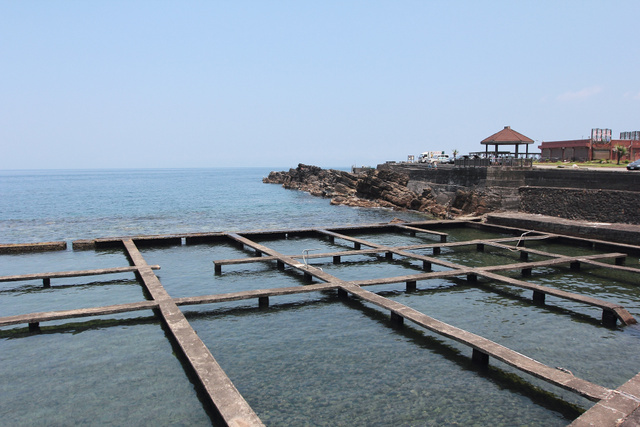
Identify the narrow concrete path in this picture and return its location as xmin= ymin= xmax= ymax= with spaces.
xmin=122 ymin=239 xmax=264 ymax=427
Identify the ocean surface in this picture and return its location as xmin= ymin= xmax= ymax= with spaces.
xmin=0 ymin=167 xmax=429 ymax=244
xmin=1 ymin=168 xmax=640 ymax=426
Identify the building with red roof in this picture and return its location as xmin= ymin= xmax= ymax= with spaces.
xmin=539 ymin=129 xmax=640 ymax=162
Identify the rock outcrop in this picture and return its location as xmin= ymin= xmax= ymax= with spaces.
xmin=263 ymin=164 xmax=466 ymax=218
xmin=268 ymin=162 xmax=640 ymax=225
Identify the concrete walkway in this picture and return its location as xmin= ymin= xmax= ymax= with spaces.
xmin=532 ymin=164 xmax=631 ymax=172
xmin=486 ymin=212 xmax=640 ymax=247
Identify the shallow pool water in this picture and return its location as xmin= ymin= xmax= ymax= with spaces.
xmin=0 ymin=317 xmax=211 ymax=426
xmin=188 ymin=299 xmax=576 ymax=426
xmin=2 ymin=225 xmax=639 ymax=425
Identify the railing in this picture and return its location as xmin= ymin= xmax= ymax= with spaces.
xmin=455 ymin=158 xmax=489 ymax=167
xmin=454 ymin=158 xmax=532 ymax=168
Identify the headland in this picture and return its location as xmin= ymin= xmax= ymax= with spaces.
xmin=264 ymin=163 xmax=640 ymax=243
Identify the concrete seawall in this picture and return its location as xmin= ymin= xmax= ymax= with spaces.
xmin=379 ymin=164 xmax=640 ymax=224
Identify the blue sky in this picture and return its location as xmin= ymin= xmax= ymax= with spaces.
xmin=1 ymin=1 xmax=639 ymax=169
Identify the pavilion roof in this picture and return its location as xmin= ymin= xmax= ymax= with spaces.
xmin=481 ymin=126 xmax=534 ymax=145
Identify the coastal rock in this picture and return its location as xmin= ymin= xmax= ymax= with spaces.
xmin=264 ymin=164 xmax=489 ymax=218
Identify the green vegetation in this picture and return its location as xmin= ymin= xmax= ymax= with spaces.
xmin=614 ymin=145 xmax=628 ymax=165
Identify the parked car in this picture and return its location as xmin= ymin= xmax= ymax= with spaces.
xmin=435 ymin=155 xmax=453 ymax=164
xmin=627 ymin=159 xmax=640 ymax=170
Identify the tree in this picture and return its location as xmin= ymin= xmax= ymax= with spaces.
xmin=452 ymin=149 xmax=459 ymax=159
xmin=614 ymin=145 xmax=628 ymax=165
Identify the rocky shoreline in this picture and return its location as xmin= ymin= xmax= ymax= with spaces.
xmin=263 ymin=164 xmax=489 ymax=218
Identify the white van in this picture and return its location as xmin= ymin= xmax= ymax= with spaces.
xmin=418 ymin=151 xmax=444 ymax=163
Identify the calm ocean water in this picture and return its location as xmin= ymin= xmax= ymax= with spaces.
xmin=0 ymin=167 xmax=429 ymax=244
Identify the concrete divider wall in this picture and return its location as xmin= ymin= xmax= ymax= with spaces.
xmin=487 ymin=212 xmax=640 ymax=246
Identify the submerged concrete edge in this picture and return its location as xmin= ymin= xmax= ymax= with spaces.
xmin=569 ymin=373 xmax=640 ymax=426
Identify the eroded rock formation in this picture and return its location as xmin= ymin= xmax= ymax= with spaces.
xmin=263 ymin=164 xmax=476 ymax=218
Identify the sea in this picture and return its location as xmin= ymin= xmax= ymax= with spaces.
xmin=1 ymin=168 xmax=639 ymax=426
xmin=0 ymin=167 xmax=428 ymax=244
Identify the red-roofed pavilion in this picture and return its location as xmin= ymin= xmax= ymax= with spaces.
xmin=481 ymin=126 xmax=534 ymax=158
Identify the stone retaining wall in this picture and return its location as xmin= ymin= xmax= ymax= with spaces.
xmin=381 ymin=164 xmax=640 ymax=192
xmin=380 ymin=163 xmax=640 ymax=224
xmin=519 ymin=187 xmax=640 ymax=225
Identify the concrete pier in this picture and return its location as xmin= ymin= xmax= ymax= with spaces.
xmin=0 ymin=265 xmax=160 ymax=286
xmin=0 ymin=241 xmax=67 ymax=253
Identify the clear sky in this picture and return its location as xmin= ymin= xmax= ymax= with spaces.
xmin=1 ymin=1 xmax=639 ymax=169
